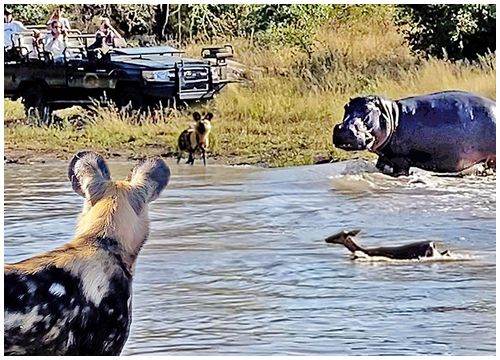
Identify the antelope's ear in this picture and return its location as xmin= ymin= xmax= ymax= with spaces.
xmin=193 ymin=112 xmax=201 ymax=121
xmin=204 ymin=112 xmax=214 ymax=121
xmin=68 ymin=151 xmax=111 ymax=204
xmin=349 ymin=229 xmax=362 ymax=237
xmin=127 ymin=157 xmax=170 ymax=213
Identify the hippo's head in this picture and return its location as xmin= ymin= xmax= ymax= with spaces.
xmin=333 ymin=96 xmax=398 ymax=152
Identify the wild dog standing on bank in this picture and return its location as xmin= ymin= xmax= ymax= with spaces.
xmin=177 ymin=111 xmax=214 ymax=166
xmin=4 ymin=151 xmax=170 ymax=355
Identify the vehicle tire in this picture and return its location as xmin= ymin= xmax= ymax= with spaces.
xmin=115 ymin=86 xmax=146 ymax=113
xmin=22 ymin=85 xmax=51 ymax=125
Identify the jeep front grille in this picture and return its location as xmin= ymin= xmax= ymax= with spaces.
xmin=180 ymin=67 xmax=210 ymax=92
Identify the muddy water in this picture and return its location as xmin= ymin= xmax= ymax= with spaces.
xmin=4 ymin=160 xmax=496 ymax=355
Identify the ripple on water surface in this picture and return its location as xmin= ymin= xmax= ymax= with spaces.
xmin=4 ymin=159 xmax=496 ymax=355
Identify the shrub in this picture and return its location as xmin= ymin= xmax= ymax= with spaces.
xmin=397 ymin=4 xmax=496 ymax=60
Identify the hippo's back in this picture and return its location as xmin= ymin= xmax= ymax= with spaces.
xmin=397 ymin=90 xmax=495 ymax=126
xmin=388 ymin=90 xmax=495 ymax=172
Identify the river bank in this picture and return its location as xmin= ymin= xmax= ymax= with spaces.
xmin=4 ymin=97 xmax=367 ymax=167
xmin=3 ymin=143 xmax=284 ymax=167
xmin=4 ymin=18 xmax=495 ymax=167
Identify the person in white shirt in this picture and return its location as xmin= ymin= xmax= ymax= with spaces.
xmin=31 ymin=29 xmax=44 ymax=59
xmin=44 ymin=20 xmax=66 ymax=61
xmin=46 ymin=6 xmax=71 ymax=31
xmin=4 ymin=7 xmax=27 ymax=48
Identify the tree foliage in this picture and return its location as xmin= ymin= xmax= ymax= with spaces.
xmin=7 ymin=4 xmax=495 ymax=61
xmin=248 ymin=5 xmax=336 ymax=55
xmin=8 ymin=4 xmax=53 ymax=25
xmin=397 ymin=4 xmax=496 ymax=60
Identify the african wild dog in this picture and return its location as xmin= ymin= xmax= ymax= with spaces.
xmin=177 ymin=111 xmax=214 ymax=166
xmin=4 ymin=151 xmax=170 ymax=355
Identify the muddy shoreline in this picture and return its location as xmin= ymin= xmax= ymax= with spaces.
xmin=4 ymin=146 xmax=325 ymax=167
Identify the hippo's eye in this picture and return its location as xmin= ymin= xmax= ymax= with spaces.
xmin=361 ymin=114 xmax=374 ymax=129
xmin=354 ymin=122 xmax=365 ymax=132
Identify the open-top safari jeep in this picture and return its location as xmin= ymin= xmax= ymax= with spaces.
xmin=4 ymin=26 xmax=237 ymax=122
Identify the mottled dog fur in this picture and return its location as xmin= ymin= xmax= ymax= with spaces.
xmin=177 ymin=111 xmax=213 ymax=166
xmin=4 ymin=151 xmax=170 ymax=355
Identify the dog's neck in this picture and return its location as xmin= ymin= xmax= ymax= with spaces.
xmin=196 ymin=121 xmax=207 ymax=135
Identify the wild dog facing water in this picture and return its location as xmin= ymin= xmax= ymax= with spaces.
xmin=177 ymin=111 xmax=213 ymax=166
xmin=4 ymin=151 xmax=170 ymax=355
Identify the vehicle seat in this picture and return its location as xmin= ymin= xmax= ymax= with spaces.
xmin=86 ymin=37 xmax=97 ymax=48
xmin=16 ymin=34 xmax=34 ymax=58
xmin=65 ymin=37 xmax=84 ymax=49
xmin=64 ymin=38 xmax=85 ymax=59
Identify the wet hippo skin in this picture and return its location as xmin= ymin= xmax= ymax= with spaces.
xmin=333 ymin=91 xmax=496 ymax=176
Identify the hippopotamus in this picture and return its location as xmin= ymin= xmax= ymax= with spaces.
xmin=324 ymin=229 xmax=451 ymax=260
xmin=332 ymin=90 xmax=496 ymax=176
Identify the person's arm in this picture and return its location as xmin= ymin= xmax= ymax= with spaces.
xmin=109 ymin=25 xmax=122 ymax=39
xmin=43 ymin=33 xmax=54 ymax=51
xmin=15 ymin=21 xmax=28 ymax=32
xmin=46 ymin=10 xmax=56 ymax=25
xmin=63 ymin=18 xmax=71 ymax=30
xmin=102 ymin=18 xmax=122 ymax=39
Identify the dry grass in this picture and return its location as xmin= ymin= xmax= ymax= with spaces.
xmin=4 ymin=14 xmax=496 ymax=167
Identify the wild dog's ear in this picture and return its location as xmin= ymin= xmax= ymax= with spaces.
xmin=127 ymin=157 xmax=170 ymax=213
xmin=68 ymin=151 xmax=111 ymax=203
xmin=204 ymin=112 xmax=214 ymax=121
xmin=193 ymin=112 xmax=201 ymax=121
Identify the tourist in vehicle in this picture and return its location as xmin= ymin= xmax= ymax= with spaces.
xmin=30 ymin=29 xmax=44 ymax=59
xmin=4 ymin=7 xmax=27 ymax=48
xmin=44 ymin=20 xmax=67 ymax=61
xmin=46 ymin=6 xmax=71 ymax=31
xmin=95 ymin=17 xmax=122 ymax=47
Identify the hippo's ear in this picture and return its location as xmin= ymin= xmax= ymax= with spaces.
xmin=374 ymin=96 xmax=383 ymax=105
xmin=127 ymin=157 xmax=170 ymax=214
xmin=68 ymin=151 xmax=111 ymax=204
xmin=193 ymin=112 xmax=201 ymax=121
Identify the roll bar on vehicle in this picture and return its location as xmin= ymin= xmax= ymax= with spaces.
xmin=6 ymin=31 xmax=98 ymax=63
xmin=110 ymin=46 xmax=183 ymax=57
xmin=25 ymin=24 xmax=83 ymax=35
xmin=7 ymin=31 xmax=44 ymax=62
xmin=201 ymin=44 xmax=234 ymax=63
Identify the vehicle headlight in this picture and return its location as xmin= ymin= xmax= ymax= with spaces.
xmin=142 ymin=70 xmax=175 ymax=82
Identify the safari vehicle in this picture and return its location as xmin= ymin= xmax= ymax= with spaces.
xmin=4 ymin=28 xmax=236 ymax=121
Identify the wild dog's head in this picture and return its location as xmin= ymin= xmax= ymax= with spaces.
xmin=193 ymin=111 xmax=213 ymax=135
xmin=68 ymin=151 xmax=170 ymax=260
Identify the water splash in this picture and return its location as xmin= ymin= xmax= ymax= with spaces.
xmin=352 ymin=251 xmax=476 ymax=264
